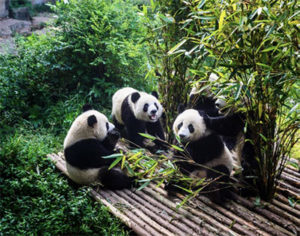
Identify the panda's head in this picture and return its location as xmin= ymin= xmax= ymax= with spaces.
xmin=64 ymin=109 xmax=117 ymax=148
xmin=173 ymin=109 xmax=208 ymax=143
xmin=129 ymin=91 xmax=163 ymax=123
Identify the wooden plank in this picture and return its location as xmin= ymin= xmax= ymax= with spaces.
xmin=48 ymin=153 xmax=300 ymax=236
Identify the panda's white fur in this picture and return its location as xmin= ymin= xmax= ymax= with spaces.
xmin=112 ymin=87 xmax=163 ymax=125
xmin=65 ymin=164 xmax=100 ymax=185
xmin=63 ymin=108 xmax=134 ymax=189
xmin=64 ymin=110 xmax=115 ymax=148
xmin=111 ymin=87 xmax=165 ymax=150
xmin=112 ymin=87 xmax=137 ymax=125
xmin=173 ymin=109 xmax=209 ymax=142
xmin=63 ymin=110 xmax=116 ymax=185
xmin=172 ymin=109 xmax=233 ymax=177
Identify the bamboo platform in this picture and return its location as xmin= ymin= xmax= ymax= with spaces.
xmin=48 ymin=152 xmax=300 ymax=236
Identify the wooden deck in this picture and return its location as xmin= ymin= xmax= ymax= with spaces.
xmin=48 ymin=152 xmax=300 ymax=236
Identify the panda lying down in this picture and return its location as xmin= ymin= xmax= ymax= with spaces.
xmin=63 ymin=105 xmax=133 ymax=189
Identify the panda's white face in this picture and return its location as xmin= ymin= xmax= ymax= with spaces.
xmin=64 ymin=110 xmax=115 ymax=148
xmin=131 ymin=92 xmax=163 ymax=123
xmin=173 ymin=109 xmax=207 ymax=143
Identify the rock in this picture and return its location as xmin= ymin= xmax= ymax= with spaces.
xmin=11 ymin=7 xmax=31 ymax=21
xmin=31 ymin=0 xmax=56 ymax=6
xmin=0 ymin=0 xmax=9 ymax=18
xmin=31 ymin=14 xmax=55 ymax=30
xmin=0 ymin=18 xmax=31 ymax=37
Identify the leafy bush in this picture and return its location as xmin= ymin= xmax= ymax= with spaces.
xmin=0 ymin=0 xmax=150 ymax=129
xmin=0 ymin=128 xmax=129 ymax=235
xmin=142 ymin=0 xmax=196 ymax=141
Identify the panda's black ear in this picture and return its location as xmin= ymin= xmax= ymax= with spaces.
xmin=131 ymin=92 xmax=140 ymax=103
xmin=87 ymin=115 xmax=97 ymax=127
xmin=177 ymin=104 xmax=186 ymax=114
xmin=83 ymin=104 xmax=93 ymax=112
xmin=151 ymin=91 xmax=159 ymax=99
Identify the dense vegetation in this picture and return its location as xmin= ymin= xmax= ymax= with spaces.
xmin=0 ymin=0 xmax=150 ymax=234
xmin=0 ymin=0 xmax=299 ymax=234
xmin=143 ymin=0 xmax=299 ymax=200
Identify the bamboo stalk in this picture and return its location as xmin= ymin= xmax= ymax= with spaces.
xmin=100 ymin=190 xmax=163 ymax=236
xmin=231 ymin=193 xmax=298 ymax=235
xmin=91 ymin=190 xmax=151 ymax=236
xmin=122 ymin=189 xmax=195 ymax=236
xmin=143 ymin=186 xmax=225 ymax=236
xmin=115 ymin=190 xmax=188 ymax=236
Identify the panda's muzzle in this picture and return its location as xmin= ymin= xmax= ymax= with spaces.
xmin=149 ymin=109 xmax=158 ymax=121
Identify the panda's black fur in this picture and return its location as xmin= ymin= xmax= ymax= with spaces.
xmin=188 ymin=84 xmax=257 ymax=195
xmin=63 ymin=105 xmax=133 ymax=189
xmin=111 ymin=87 xmax=165 ymax=151
xmin=166 ymin=108 xmax=234 ymax=203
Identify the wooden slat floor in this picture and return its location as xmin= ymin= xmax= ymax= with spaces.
xmin=48 ymin=152 xmax=300 ymax=236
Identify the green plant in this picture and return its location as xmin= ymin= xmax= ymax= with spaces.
xmin=1 ymin=0 xmax=151 ymax=129
xmin=0 ymin=128 xmax=129 ymax=235
xmin=168 ymin=0 xmax=299 ymax=200
xmin=142 ymin=0 xmax=198 ymax=141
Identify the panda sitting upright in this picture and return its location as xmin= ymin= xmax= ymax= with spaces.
xmin=111 ymin=87 xmax=165 ymax=151
xmin=63 ymin=105 xmax=133 ymax=189
xmin=168 ymin=108 xmax=234 ymax=202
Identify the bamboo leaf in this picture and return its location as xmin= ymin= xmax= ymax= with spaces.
xmin=139 ymin=133 xmax=156 ymax=140
xmin=102 ymin=153 xmax=123 ymax=159
xmin=108 ymin=156 xmax=122 ymax=170
xmin=171 ymin=144 xmax=184 ymax=152
xmin=137 ymin=180 xmax=151 ymax=191
xmin=219 ymin=10 xmax=226 ymax=30
xmin=121 ymin=154 xmax=126 ymax=169
xmin=168 ymin=39 xmax=187 ymax=55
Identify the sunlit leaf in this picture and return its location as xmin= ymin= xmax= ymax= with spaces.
xmin=108 ymin=156 xmax=122 ymax=170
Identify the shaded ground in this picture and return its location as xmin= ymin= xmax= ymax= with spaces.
xmin=0 ymin=12 xmax=56 ymax=54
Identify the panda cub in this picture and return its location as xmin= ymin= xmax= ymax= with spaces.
xmin=170 ymin=108 xmax=233 ymax=202
xmin=111 ymin=87 xmax=165 ymax=150
xmin=63 ymin=105 xmax=133 ymax=189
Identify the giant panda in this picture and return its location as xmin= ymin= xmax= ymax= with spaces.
xmin=167 ymin=108 xmax=234 ymax=202
xmin=111 ymin=87 xmax=165 ymax=151
xmin=63 ymin=105 xmax=133 ymax=189
xmin=188 ymin=76 xmax=245 ymax=160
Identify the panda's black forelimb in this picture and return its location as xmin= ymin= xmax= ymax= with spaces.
xmin=187 ymin=134 xmax=225 ymax=165
xmin=146 ymin=120 xmax=167 ymax=151
xmin=98 ymin=167 xmax=135 ymax=190
xmin=64 ymin=139 xmax=116 ymax=170
xmin=203 ymin=112 xmax=245 ymax=137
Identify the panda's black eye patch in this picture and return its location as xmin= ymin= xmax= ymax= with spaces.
xmin=154 ymin=102 xmax=158 ymax=110
xmin=106 ymin=122 xmax=109 ymax=131
xmin=177 ymin=122 xmax=183 ymax=130
xmin=188 ymin=124 xmax=194 ymax=133
xmin=143 ymin=103 xmax=149 ymax=112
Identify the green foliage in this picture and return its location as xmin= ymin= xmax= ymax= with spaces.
xmin=0 ymin=128 xmax=128 ymax=235
xmin=142 ymin=0 xmax=197 ymax=141
xmin=165 ymin=0 xmax=299 ymax=200
xmin=52 ymin=0 xmax=150 ymax=94
xmin=0 ymin=0 xmax=150 ymax=129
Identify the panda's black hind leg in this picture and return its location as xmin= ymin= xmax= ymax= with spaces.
xmin=98 ymin=166 xmax=134 ymax=190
